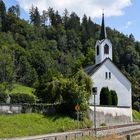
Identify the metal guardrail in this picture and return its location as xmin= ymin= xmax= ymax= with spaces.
xmin=9 ymin=122 xmax=140 ymax=140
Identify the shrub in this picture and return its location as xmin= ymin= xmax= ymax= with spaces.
xmin=0 ymin=84 xmax=8 ymax=103
xmin=36 ymin=70 xmax=92 ymax=120
xmin=110 ymin=90 xmax=118 ymax=105
xmin=100 ymin=87 xmax=112 ymax=105
xmin=100 ymin=122 xmax=107 ymax=127
xmin=10 ymin=93 xmax=36 ymax=104
xmin=0 ymin=92 xmax=8 ymax=103
xmin=100 ymin=87 xmax=118 ymax=106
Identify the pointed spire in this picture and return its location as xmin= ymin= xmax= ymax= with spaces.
xmin=99 ymin=10 xmax=107 ymax=40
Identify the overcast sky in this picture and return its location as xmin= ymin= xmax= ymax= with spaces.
xmin=4 ymin=0 xmax=140 ymax=41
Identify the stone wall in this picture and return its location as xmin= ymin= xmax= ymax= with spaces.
xmin=88 ymin=106 xmax=132 ymax=127
xmin=0 ymin=104 xmax=57 ymax=114
xmin=0 ymin=104 xmax=22 ymax=114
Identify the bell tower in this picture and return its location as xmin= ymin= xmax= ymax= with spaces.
xmin=95 ymin=13 xmax=112 ymax=65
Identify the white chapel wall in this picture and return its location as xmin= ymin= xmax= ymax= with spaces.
xmin=89 ymin=60 xmax=131 ymax=107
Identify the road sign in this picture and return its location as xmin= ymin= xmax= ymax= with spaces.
xmin=75 ymin=104 xmax=80 ymax=111
xmin=92 ymin=87 xmax=97 ymax=95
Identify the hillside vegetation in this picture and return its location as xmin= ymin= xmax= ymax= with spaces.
xmin=0 ymin=1 xmax=140 ymax=111
xmin=5 ymin=83 xmax=35 ymax=95
xmin=133 ymin=110 xmax=140 ymax=121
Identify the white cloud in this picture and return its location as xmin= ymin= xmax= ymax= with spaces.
xmin=17 ymin=0 xmax=132 ymax=18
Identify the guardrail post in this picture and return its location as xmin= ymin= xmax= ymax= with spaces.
xmin=126 ymin=134 xmax=131 ymax=140
xmin=75 ymin=133 xmax=76 ymax=139
xmin=82 ymin=132 xmax=83 ymax=137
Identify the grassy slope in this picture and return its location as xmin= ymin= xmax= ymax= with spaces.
xmin=0 ymin=113 xmax=92 ymax=138
xmin=0 ymin=110 xmax=140 ymax=138
xmin=6 ymin=84 xmax=35 ymax=95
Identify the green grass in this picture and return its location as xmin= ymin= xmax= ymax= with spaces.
xmin=0 ymin=113 xmax=92 ymax=138
xmin=7 ymin=83 xmax=35 ymax=95
xmin=133 ymin=109 xmax=140 ymax=121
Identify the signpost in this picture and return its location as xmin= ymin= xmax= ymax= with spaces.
xmin=75 ymin=104 xmax=80 ymax=129
xmin=92 ymin=87 xmax=97 ymax=137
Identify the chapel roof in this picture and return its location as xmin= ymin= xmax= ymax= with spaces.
xmin=84 ymin=58 xmax=108 ymax=76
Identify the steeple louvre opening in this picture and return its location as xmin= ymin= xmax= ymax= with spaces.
xmin=104 ymin=44 xmax=109 ymax=54
xmin=99 ymin=13 xmax=107 ymax=40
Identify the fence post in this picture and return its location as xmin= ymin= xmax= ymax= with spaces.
xmin=81 ymin=132 xmax=83 ymax=137
xmin=75 ymin=133 xmax=77 ymax=139
xmin=126 ymin=135 xmax=131 ymax=140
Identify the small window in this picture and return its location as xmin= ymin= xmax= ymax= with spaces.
xmin=109 ymin=72 xmax=111 ymax=79
xmin=105 ymin=72 xmax=108 ymax=79
xmin=104 ymin=44 xmax=109 ymax=54
xmin=97 ymin=45 xmax=99 ymax=55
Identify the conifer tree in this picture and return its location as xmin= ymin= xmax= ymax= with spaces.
xmin=0 ymin=0 xmax=6 ymax=31
xmin=29 ymin=6 xmax=41 ymax=26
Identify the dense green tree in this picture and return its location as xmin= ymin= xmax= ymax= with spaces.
xmin=16 ymin=4 xmax=20 ymax=17
xmin=8 ymin=6 xmax=17 ymax=15
xmin=41 ymin=10 xmax=48 ymax=26
xmin=29 ymin=6 xmax=41 ymax=26
xmin=67 ymin=29 xmax=82 ymax=50
xmin=74 ymin=69 xmax=92 ymax=94
xmin=0 ymin=0 xmax=6 ymax=31
xmin=0 ymin=84 xmax=8 ymax=103
xmin=36 ymin=70 xmax=92 ymax=119
xmin=0 ymin=45 xmax=14 ymax=83
xmin=67 ymin=12 xmax=80 ymax=33
xmin=62 ymin=9 xmax=69 ymax=29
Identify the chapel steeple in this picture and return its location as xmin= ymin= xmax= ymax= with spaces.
xmin=95 ymin=12 xmax=112 ymax=65
xmin=99 ymin=12 xmax=107 ymax=40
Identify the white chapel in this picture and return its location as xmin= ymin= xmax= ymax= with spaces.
xmin=85 ymin=13 xmax=132 ymax=125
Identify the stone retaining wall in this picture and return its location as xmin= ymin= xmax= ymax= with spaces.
xmin=0 ymin=104 xmax=57 ymax=114
xmin=88 ymin=106 xmax=132 ymax=127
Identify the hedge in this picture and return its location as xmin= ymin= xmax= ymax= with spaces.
xmin=10 ymin=93 xmax=36 ymax=104
xmin=0 ymin=92 xmax=8 ymax=103
xmin=100 ymin=87 xmax=112 ymax=105
xmin=110 ymin=90 xmax=118 ymax=106
xmin=100 ymin=87 xmax=118 ymax=106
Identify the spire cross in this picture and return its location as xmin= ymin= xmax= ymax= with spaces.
xmin=102 ymin=9 xmax=104 ymax=14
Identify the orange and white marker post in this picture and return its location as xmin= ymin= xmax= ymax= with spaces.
xmin=75 ymin=104 xmax=80 ymax=129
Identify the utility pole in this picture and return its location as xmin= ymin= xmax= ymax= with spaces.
xmin=92 ymin=87 xmax=97 ymax=137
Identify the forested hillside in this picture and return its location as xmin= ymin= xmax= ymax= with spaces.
xmin=0 ymin=1 xmax=140 ymax=110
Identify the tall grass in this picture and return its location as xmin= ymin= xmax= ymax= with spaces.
xmin=0 ymin=113 xmax=92 ymax=138
xmin=6 ymin=83 xmax=35 ymax=95
xmin=133 ymin=109 xmax=140 ymax=121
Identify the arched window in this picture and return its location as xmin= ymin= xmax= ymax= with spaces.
xmin=104 ymin=44 xmax=109 ymax=54
xmin=97 ymin=45 xmax=99 ymax=55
